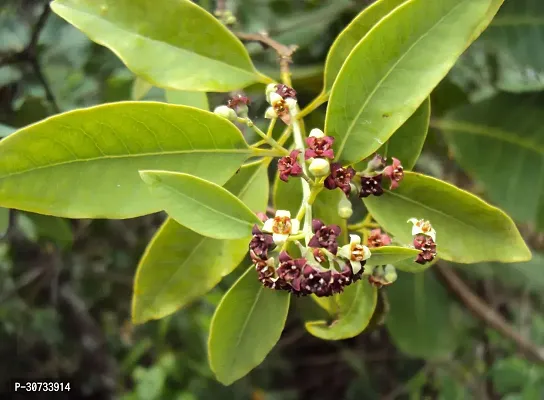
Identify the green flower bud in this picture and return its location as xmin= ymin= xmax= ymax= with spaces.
xmin=265 ymin=83 xmax=278 ymax=102
xmin=213 ymin=105 xmax=236 ymax=121
xmin=337 ymin=196 xmax=353 ymax=219
xmin=384 ymin=264 xmax=397 ymax=283
xmin=308 ymin=158 xmax=330 ymax=177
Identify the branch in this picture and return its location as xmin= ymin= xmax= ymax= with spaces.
xmin=435 ymin=263 xmax=544 ymax=364
xmin=235 ymin=31 xmax=298 ymax=80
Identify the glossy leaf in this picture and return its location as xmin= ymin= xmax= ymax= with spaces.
xmin=305 ymin=280 xmax=377 ymax=340
xmin=325 ymin=0 xmax=492 ymax=165
xmin=366 ymin=246 xmax=420 ymax=267
xmin=0 ymin=102 xmax=251 ymax=218
xmin=323 ymin=0 xmax=407 ymax=93
xmin=51 ymin=0 xmax=270 ymax=92
xmin=24 ymin=213 xmax=73 ymax=249
xmin=364 ymin=172 xmax=531 ymax=263
xmin=386 ymin=271 xmax=465 ymax=359
xmin=378 ymin=97 xmax=430 ymax=170
xmin=208 ymin=266 xmax=290 ymax=385
xmin=131 ymin=77 xmax=153 ymax=100
xmin=437 ymin=93 xmax=544 ymax=230
xmin=140 ymin=171 xmax=261 ymax=239
xmin=132 ymin=161 xmax=269 ymax=323
xmin=165 ymin=90 xmax=209 ymax=110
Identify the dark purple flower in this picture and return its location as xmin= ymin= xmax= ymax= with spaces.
xmin=305 ymin=136 xmax=335 ymax=160
xmin=275 ymin=84 xmax=297 ymax=100
xmin=324 ymin=163 xmax=356 ymax=196
xmin=413 ymin=234 xmax=437 ymax=264
xmin=277 ymin=150 xmax=303 ymax=182
xmin=276 ymin=251 xmax=306 ymax=284
xmin=358 ymin=175 xmax=384 ymax=198
xmin=227 ymin=94 xmax=250 ymax=109
xmin=367 ymin=229 xmax=391 ymax=248
xmin=249 ymin=225 xmax=275 ymax=260
xmin=383 ymin=157 xmax=404 ymax=190
xmin=308 ymin=219 xmax=341 ymax=255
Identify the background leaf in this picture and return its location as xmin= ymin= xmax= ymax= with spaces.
xmin=325 ymin=0 xmax=492 ymax=165
xmin=165 ymin=90 xmax=209 ymax=110
xmin=0 ymin=102 xmax=250 ymax=218
xmin=363 ymin=172 xmax=531 ymax=263
xmin=140 ymin=171 xmax=260 ymax=240
xmin=437 ymin=93 xmax=544 ymax=230
xmin=51 ymin=0 xmax=269 ymax=92
xmin=208 ymin=266 xmax=290 ymax=385
xmin=386 ymin=271 xmax=466 ymax=359
xmin=366 ymin=246 xmax=420 ymax=267
xmin=305 ymin=280 xmax=377 ymax=340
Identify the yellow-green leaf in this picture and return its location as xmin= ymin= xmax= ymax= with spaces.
xmin=208 ymin=266 xmax=290 ymax=385
xmin=366 ymin=245 xmax=420 ymax=267
xmin=0 ymin=102 xmax=251 ymax=218
xmin=51 ymin=0 xmax=270 ymax=92
xmin=140 ymin=171 xmax=261 ymax=239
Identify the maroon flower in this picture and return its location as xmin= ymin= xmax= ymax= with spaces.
xmin=275 ymin=84 xmax=297 ymax=100
xmin=324 ymin=163 xmax=356 ymax=196
xmin=305 ymin=136 xmax=335 ymax=160
xmin=227 ymin=94 xmax=250 ymax=109
xmin=358 ymin=175 xmax=384 ymax=198
xmin=277 ymin=150 xmax=303 ymax=182
xmin=308 ymin=219 xmax=341 ymax=255
xmin=276 ymin=251 xmax=306 ymax=288
xmin=255 ymin=212 xmax=268 ymax=222
xmin=383 ymin=157 xmax=404 ymax=190
xmin=367 ymin=229 xmax=391 ymax=248
xmin=413 ymin=234 xmax=437 ymax=264
xmin=249 ymin=225 xmax=275 ymax=260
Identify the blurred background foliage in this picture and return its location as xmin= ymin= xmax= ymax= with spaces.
xmin=1 ymin=0 xmax=543 ymax=398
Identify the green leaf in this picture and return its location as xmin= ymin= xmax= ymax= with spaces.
xmin=305 ymin=280 xmax=377 ymax=340
xmin=325 ymin=0 xmax=493 ymax=165
xmin=165 ymin=90 xmax=209 ymax=110
xmin=386 ymin=271 xmax=465 ymax=359
xmin=0 ymin=102 xmax=251 ymax=218
xmin=0 ymin=208 xmax=9 ymax=237
xmin=379 ymin=97 xmax=430 ymax=171
xmin=363 ymin=172 xmax=531 ymax=263
xmin=436 ymin=93 xmax=544 ymax=230
xmin=394 ymin=258 xmax=436 ymax=273
xmin=323 ymin=0 xmax=407 ymax=93
xmin=50 ymin=0 xmax=270 ymax=92
xmin=366 ymin=246 xmax=420 ymax=267
xmin=208 ymin=266 xmax=290 ymax=385
xmin=131 ymin=77 xmax=153 ymax=100
xmin=24 ymin=213 xmax=73 ymax=249
xmin=132 ymin=161 xmax=269 ymax=323
xmin=140 ymin=171 xmax=261 ymax=239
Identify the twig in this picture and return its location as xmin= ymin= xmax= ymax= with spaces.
xmin=435 ymin=263 xmax=544 ymax=364
xmin=235 ymin=31 xmax=298 ymax=82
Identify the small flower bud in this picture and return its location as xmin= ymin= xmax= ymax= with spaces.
xmin=266 ymin=83 xmax=278 ymax=102
xmin=265 ymin=107 xmax=278 ymax=119
xmin=384 ymin=265 xmax=397 ymax=283
xmin=309 ymin=158 xmax=330 ymax=177
xmin=309 ymin=128 xmax=325 ymax=138
xmin=214 ymin=105 xmax=237 ymax=121
xmin=337 ymin=196 xmax=353 ymax=219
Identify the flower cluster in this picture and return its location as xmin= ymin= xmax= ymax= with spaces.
xmin=367 ymin=229 xmax=391 ymax=248
xmin=408 ymin=218 xmax=437 ymax=264
xmin=358 ymin=154 xmax=405 ymax=198
xmin=249 ymin=214 xmax=372 ymax=297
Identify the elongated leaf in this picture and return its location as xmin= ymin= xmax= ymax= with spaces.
xmin=25 ymin=213 xmax=73 ymax=249
xmin=394 ymin=258 xmax=436 ymax=273
xmin=51 ymin=0 xmax=269 ymax=92
xmin=140 ymin=171 xmax=260 ymax=239
xmin=165 ymin=90 xmax=209 ymax=110
xmin=131 ymin=77 xmax=153 ymax=100
xmin=437 ymin=93 xmax=544 ymax=230
xmin=378 ymin=97 xmax=430 ymax=170
xmin=132 ymin=161 xmax=269 ymax=323
xmin=208 ymin=266 xmax=290 ymax=385
xmin=305 ymin=280 xmax=377 ymax=340
xmin=364 ymin=172 xmax=531 ymax=263
xmin=323 ymin=0 xmax=407 ymax=93
xmin=366 ymin=246 xmax=420 ymax=267
xmin=325 ymin=0 xmax=492 ymax=165
xmin=0 ymin=102 xmax=250 ymax=218
xmin=386 ymin=271 xmax=466 ymax=359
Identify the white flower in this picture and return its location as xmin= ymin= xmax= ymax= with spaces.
xmin=265 ymin=83 xmax=278 ymax=102
xmin=268 ymin=92 xmax=283 ymax=105
xmin=309 ymin=128 xmax=325 ymax=138
xmin=265 ymin=107 xmax=278 ymax=119
xmin=407 ymin=218 xmax=436 ymax=241
xmin=338 ymin=234 xmax=371 ymax=275
xmin=262 ymin=210 xmax=300 ymax=245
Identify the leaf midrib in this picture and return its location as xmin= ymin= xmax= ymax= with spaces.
xmin=335 ymin=0 xmax=467 ymax=161
xmin=434 ymin=119 xmax=544 ymax=155
xmin=53 ymin=2 xmax=257 ymax=78
xmin=0 ymin=148 xmax=251 ymax=181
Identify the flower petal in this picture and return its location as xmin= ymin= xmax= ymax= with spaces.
xmin=273 ymin=233 xmax=288 ymax=245
xmin=276 ymin=210 xmax=291 ymax=218
xmin=349 ymin=234 xmax=361 ymax=245
xmin=262 ymin=219 xmax=274 ymax=232
xmin=338 ymin=244 xmax=351 ymax=259
xmin=350 ymin=260 xmax=362 ymax=275
xmin=291 ymin=219 xmax=300 ymax=234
